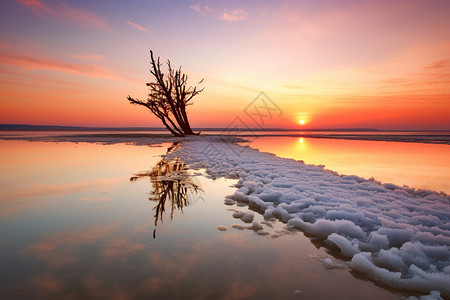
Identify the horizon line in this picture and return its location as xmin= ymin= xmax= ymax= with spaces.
xmin=0 ymin=124 xmax=449 ymax=132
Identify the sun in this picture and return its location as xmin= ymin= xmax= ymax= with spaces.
xmin=299 ymin=120 xmax=305 ymax=125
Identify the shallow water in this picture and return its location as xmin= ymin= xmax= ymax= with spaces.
xmin=0 ymin=140 xmax=410 ymax=299
xmin=250 ymin=136 xmax=450 ymax=194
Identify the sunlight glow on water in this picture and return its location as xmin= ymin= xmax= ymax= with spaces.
xmin=251 ymin=137 xmax=450 ymax=194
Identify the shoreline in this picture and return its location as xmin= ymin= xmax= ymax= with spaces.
xmin=1 ymin=131 xmax=450 ymax=145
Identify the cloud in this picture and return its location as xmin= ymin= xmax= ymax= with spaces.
xmin=17 ymin=0 xmax=108 ymax=30
xmin=126 ymin=21 xmax=148 ymax=32
xmin=381 ymin=78 xmax=407 ymax=84
xmin=0 ymin=177 xmax=123 ymax=205
xmin=220 ymin=9 xmax=247 ymax=22
xmin=422 ymin=60 xmax=448 ymax=70
xmin=102 ymin=238 xmax=145 ymax=256
xmin=17 ymin=0 xmax=51 ymax=15
xmin=79 ymin=195 xmax=110 ymax=202
xmin=0 ymin=52 xmax=139 ymax=84
xmin=190 ymin=2 xmax=247 ymax=22
xmin=70 ymin=54 xmax=104 ymax=60
xmin=24 ymin=223 xmax=118 ymax=258
xmin=0 ymin=65 xmax=110 ymax=94
xmin=280 ymin=84 xmax=307 ymax=90
xmin=189 ymin=3 xmax=212 ymax=16
xmin=189 ymin=3 xmax=200 ymax=13
xmin=0 ymin=52 xmax=105 ymax=74
xmin=222 ymin=280 xmax=257 ymax=299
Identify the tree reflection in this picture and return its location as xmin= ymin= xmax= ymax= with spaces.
xmin=130 ymin=143 xmax=203 ymax=238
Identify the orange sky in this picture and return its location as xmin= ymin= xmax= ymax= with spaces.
xmin=0 ymin=0 xmax=449 ymax=129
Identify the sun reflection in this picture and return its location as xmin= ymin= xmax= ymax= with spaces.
xmin=295 ymin=137 xmax=308 ymax=153
xmin=130 ymin=142 xmax=203 ymax=238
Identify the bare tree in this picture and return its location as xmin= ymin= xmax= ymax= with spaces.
xmin=127 ymin=50 xmax=203 ymax=136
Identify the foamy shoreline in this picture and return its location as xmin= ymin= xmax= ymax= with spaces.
xmin=165 ymin=138 xmax=450 ymax=298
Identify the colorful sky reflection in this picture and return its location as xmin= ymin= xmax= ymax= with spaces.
xmin=0 ymin=0 xmax=449 ymax=129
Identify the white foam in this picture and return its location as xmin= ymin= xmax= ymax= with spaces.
xmin=166 ymin=139 xmax=450 ymax=298
xmin=408 ymin=290 xmax=444 ymax=300
xmin=232 ymin=211 xmax=254 ymax=223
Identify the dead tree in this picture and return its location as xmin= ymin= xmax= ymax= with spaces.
xmin=127 ymin=50 xmax=203 ymax=136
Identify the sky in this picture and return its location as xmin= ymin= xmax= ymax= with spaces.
xmin=0 ymin=0 xmax=449 ymax=129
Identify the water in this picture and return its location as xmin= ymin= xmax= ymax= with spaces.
xmin=0 ymin=139 xmax=404 ymax=299
xmin=250 ymin=136 xmax=450 ymax=194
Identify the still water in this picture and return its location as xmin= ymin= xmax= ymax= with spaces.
xmin=250 ymin=137 xmax=450 ymax=194
xmin=0 ymin=139 xmax=412 ymax=299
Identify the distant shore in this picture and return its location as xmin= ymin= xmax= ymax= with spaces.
xmin=0 ymin=131 xmax=449 ymax=145
xmin=239 ymin=133 xmax=450 ymax=145
xmin=1 ymin=124 xmax=450 ymax=132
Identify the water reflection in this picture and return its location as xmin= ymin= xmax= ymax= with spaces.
xmin=130 ymin=143 xmax=203 ymax=238
xmin=251 ymin=136 xmax=450 ymax=193
xmin=0 ymin=140 xmax=403 ymax=299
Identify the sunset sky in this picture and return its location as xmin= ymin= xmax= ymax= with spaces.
xmin=0 ymin=0 xmax=449 ymax=129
